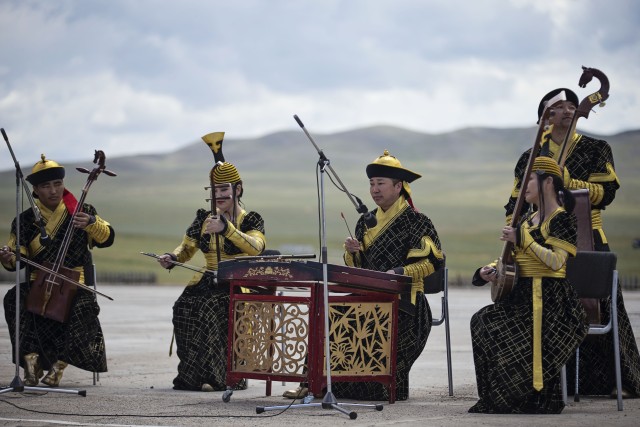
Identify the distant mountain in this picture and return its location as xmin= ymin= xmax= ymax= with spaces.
xmin=1 ymin=126 xmax=638 ymax=278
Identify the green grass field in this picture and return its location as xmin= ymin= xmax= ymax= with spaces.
xmin=1 ymin=126 xmax=638 ymax=285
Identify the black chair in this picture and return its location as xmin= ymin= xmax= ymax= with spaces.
xmin=423 ymin=262 xmax=453 ymax=396
xmin=562 ymin=251 xmax=622 ymax=411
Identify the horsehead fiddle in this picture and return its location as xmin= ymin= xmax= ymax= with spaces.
xmin=491 ymin=66 xmax=609 ymax=302
xmin=202 ymin=132 xmax=228 ymax=264
xmin=557 ymin=66 xmax=610 ymax=168
xmin=26 ymin=150 xmax=116 ymax=322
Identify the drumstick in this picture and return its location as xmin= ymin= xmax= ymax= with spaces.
xmin=341 ymin=212 xmax=354 ymax=239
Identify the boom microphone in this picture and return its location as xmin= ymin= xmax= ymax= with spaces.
xmin=363 ymin=211 xmax=377 ymax=228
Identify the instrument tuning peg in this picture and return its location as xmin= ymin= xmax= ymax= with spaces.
xmin=599 ymin=101 xmax=606 ymax=108
xmin=76 ymin=167 xmax=91 ymax=174
xmin=103 ymin=169 xmax=117 ymax=177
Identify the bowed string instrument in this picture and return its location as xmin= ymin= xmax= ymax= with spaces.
xmin=140 ymin=132 xmax=232 ymax=276
xmin=26 ymin=150 xmax=116 ymax=322
xmin=202 ymin=131 xmax=231 ymax=264
xmin=491 ymin=66 xmax=609 ymax=302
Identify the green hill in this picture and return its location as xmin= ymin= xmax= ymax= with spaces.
xmin=1 ymin=126 xmax=638 ymax=285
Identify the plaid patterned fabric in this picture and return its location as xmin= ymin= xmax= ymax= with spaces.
xmin=332 ymin=205 xmax=441 ymax=400
xmin=4 ymin=285 xmax=107 ymax=372
xmin=171 ymin=209 xmax=264 ymax=391
xmin=3 ymin=203 xmax=112 ymax=373
xmin=505 ymin=134 xmax=619 ymax=217
xmin=469 ymin=211 xmax=588 ymax=413
xmin=505 ymin=135 xmax=640 ymax=397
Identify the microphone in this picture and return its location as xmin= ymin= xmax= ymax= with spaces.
xmin=38 ymin=225 xmax=50 ymax=246
xmin=354 ymin=195 xmax=377 ymax=228
xmin=363 ymin=211 xmax=377 ymax=228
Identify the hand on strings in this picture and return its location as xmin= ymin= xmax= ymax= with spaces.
xmin=0 ymin=246 xmax=15 ymax=263
xmin=204 ymin=216 xmax=226 ymax=234
xmin=479 ymin=265 xmax=498 ymax=283
xmin=500 ymin=226 xmax=516 ymax=243
xmin=344 ymin=237 xmax=361 ymax=254
xmin=73 ymin=212 xmax=95 ymax=229
xmin=157 ymin=254 xmax=174 ymax=269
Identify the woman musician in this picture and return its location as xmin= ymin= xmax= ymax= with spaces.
xmin=469 ymin=156 xmax=587 ymax=413
xmin=156 ymin=156 xmax=266 ymax=392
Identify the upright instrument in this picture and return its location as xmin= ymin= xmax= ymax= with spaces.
xmin=26 ymin=151 xmax=116 ymax=322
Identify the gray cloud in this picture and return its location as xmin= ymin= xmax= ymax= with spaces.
xmin=0 ymin=0 xmax=638 ymax=169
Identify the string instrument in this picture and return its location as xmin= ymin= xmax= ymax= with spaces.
xmin=491 ymin=104 xmax=556 ymax=302
xmin=202 ymin=132 xmax=226 ymax=263
xmin=26 ymin=150 xmax=116 ymax=322
xmin=492 ymin=66 xmax=610 ymax=302
xmin=140 ymin=251 xmax=217 ymax=277
xmin=558 ymin=67 xmax=609 ymax=323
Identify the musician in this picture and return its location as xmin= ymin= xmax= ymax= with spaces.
xmin=1 ymin=155 xmax=114 ymax=387
xmin=505 ymin=88 xmax=640 ymax=398
xmin=470 ymin=156 xmax=587 ymax=413
xmin=156 ymin=161 xmax=266 ymax=392
xmin=337 ymin=150 xmax=444 ymax=401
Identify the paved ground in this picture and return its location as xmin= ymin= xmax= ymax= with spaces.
xmin=0 ymin=283 xmax=638 ymax=426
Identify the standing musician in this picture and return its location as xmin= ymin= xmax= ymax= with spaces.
xmin=337 ymin=150 xmax=444 ymax=401
xmin=1 ymin=155 xmax=114 ymax=387
xmin=156 ymin=153 xmax=266 ymax=392
xmin=470 ymin=156 xmax=588 ymax=413
xmin=504 ymin=88 xmax=640 ymax=398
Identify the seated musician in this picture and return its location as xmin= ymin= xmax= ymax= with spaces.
xmin=469 ymin=157 xmax=588 ymax=413
xmin=1 ymin=155 xmax=114 ymax=387
xmin=336 ymin=149 xmax=444 ymax=401
xmin=505 ymin=88 xmax=639 ymax=399
xmin=156 ymin=161 xmax=266 ymax=392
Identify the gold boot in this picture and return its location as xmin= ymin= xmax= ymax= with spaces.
xmin=41 ymin=360 xmax=68 ymax=387
xmin=23 ymin=353 xmax=43 ymax=386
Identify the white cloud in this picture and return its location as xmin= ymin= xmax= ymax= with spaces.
xmin=0 ymin=0 xmax=638 ymax=169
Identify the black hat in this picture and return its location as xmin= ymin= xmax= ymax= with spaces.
xmin=537 ymin=88 xmax=579 ymax=123
xmin=26 ymin=154 xmax=65 ymax=186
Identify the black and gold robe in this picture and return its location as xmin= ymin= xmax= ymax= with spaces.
xmin=2 ymin=194 xmax=114 ymax=374
xmin=332 ymin=196 xmax=444 ymax=401
xmin=505 ymin=133 xmax=640 ymax=397
xmin=170 ymin=208 xmax=265 ymax=391
xmin=470 ymin=208 xmax=587 ymax=413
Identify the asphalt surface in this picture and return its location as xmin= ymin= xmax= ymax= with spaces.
xmin=0 ymin=283 xmax=638 ymax=426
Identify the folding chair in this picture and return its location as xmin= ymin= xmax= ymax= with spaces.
xmin=423 ymin=262 xmax=453 ymax=396
xmin=562 ymin=251 xmax=622 ymax=411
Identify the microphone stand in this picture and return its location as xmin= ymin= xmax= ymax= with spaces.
xmin=0 ymin=129 xmax=85 ymax=396
xmin=256 ymin=116 xmax=382 ymax=419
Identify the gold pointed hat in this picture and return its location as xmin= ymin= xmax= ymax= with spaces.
xmin=26 ymin=154 xmax=65 ymax=186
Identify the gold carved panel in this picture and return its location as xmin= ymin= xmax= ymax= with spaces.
xmin=231 ymin=301 xmax=309 ymax=375
xmin=231 ymin=299 xmax=393 ymax=378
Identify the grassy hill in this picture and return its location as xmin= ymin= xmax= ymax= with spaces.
xmin=1 ymin=126 xmax=639 ymax=285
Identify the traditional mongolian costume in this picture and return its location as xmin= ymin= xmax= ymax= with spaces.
xmin=505 ymin=88 xmax=640 ymax=397
xmin=333 ymin=150 xmax=444 ymax=401
xmin=470 ymin=156 xmax=588 ymax=413
xmin=2 ymin=155 xmax=113 ymax=386
xmin=168 ymin=161 xmax=266 ymax=391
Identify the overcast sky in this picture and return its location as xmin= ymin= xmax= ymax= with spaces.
xmin=0 ymin=0 xmax=638 ymax=171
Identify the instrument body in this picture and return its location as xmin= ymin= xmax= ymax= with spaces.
xmin=492 ymin=67 xmax=609 ymax=302
xmin=26 ymin=151 xmax=115 ymax=322
xmin=491 ymin=119 xmax=552 ymax=301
